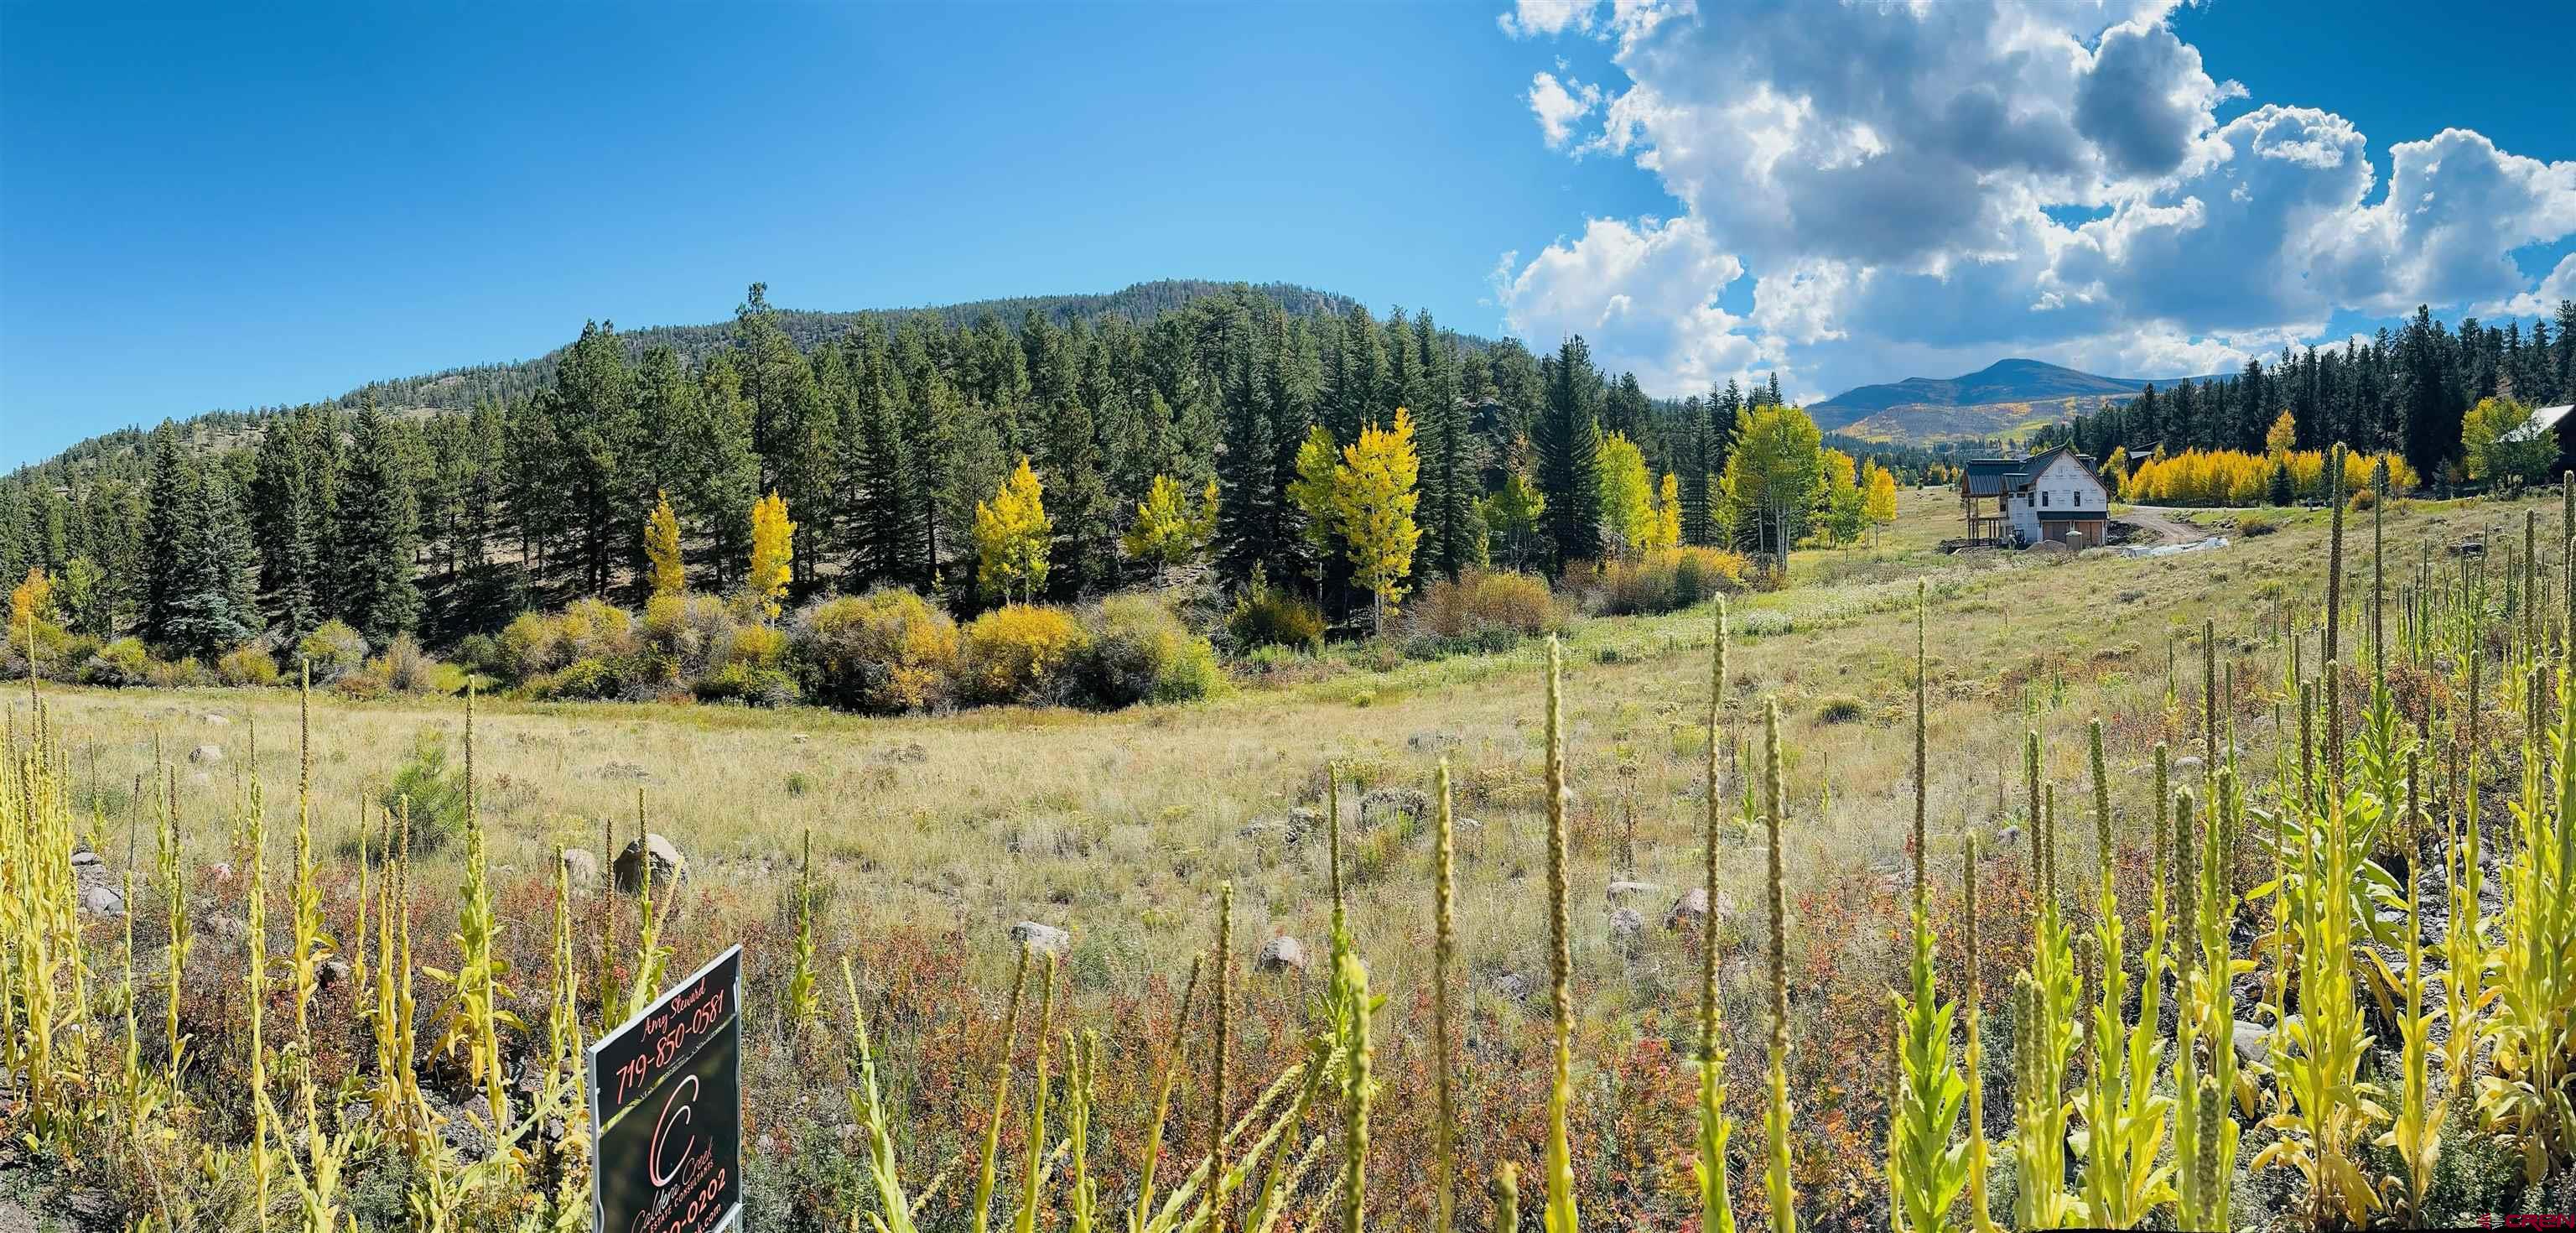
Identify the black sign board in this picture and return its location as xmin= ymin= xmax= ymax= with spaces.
xmin=589 ymin=945 xmax=742 ymax=1233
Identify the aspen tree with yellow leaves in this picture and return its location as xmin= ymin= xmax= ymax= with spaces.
xmin=1336 ymin=408 xmax=1422 ymax=635
xmin=974 ymin=457 xmax=1052 ymax=604
xmin=644 ymin=491 xmax=685 ymax=600
xmin=747 ymin=490 xmax=796 ymax=621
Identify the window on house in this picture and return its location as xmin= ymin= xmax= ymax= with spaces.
xmin=2041 ymin=491 xmax=2050 ymax=507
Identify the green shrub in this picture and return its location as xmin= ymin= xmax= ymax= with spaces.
xmin=1595 ymin=547 xmax=1753 ymax=616
xmin=529 ymin=656 xmax=626 ymax=701
xmin=791 ymin=590 xmax=959 ymax=713
xmin=2236 ymin=512 xmax=2279 ymax=537
xmin=148 ymin=657 xmax=208 ymax=689
xmin=371 ymin=634 xmax=445 ymax=693
xmin=216 ymin=645 xmax=281 ymax=687
xmin=1816 ymin=695 xmax=1867 ymax=724
xmin=1226 ymin=575 xmax=1325 ymax=651
xmin=381 ymin=731 xmax=467 ymax=855
xmin=1079 ymin=595 xmax=1221 ymax=707
xmin=957 ymin=604 xmax=1090 ymax=705
xmin=504 ymin=598 xmax=637 ymax=679
xmin=296 ymin=620 xmax=369 ymax=682
xmin=80 ymin=638 xmax=153 ymax=688
xmin=1412 ymin=568 xmax=1561 ymax=642
xmin=692 ymin=663 xmax=800 ymax=708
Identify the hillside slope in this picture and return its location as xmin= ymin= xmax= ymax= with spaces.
xmin=1812 ymin=357 xmax=2222 ymax=444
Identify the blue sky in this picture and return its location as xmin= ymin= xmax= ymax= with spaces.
xmin=5 ymin=1 xmax=2573 ymax=469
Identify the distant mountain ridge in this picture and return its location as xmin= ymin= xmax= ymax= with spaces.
xmin=1811 ymin=357 xmax=2226 ymax=445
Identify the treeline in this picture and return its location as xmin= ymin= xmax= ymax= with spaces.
xmin=1 ymin=282 xmax=1903 ymax=669
xmin=2035 ymin=301 xmax=2576 ymax=478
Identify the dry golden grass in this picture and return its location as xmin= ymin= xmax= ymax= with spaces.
xmin=33 ymin=486 xmax=2533 ymax=1026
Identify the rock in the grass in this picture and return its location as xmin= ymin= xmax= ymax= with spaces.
xmin=1360 ymin=787 xmax=1430 ymax=827
xmin=790 ymin=732 xmax=813 ymax=744
xmin=1665 ymin=887 xmax=1710 ymax=932
xmin=1257 ymin=935 xmax=1310 ymax=974
xmin=1608 ymin=906 xmax=1644 ymax=939
xmin=1490 ymin=971 xmax=1533 ymax=1001
xmin=1606 ymin=879 xmax=1662 ymax=903
xmin=205 ymin=915 xmax=249 ymax=943
xmin=189 ymin=744 xmax=224 ymax=764
xmin=2174 ymin=755 xmax=2205 ymax=771
xmin=80 ymin=886 xmax=124 ymax=918
xmin=2232 ymin=1020 xmax=2270 ymax=1064
xmin=1010 ymin=921 xmax=1071 ymax=955
xmin=201 ymin=714 xmax=231 ymax=726
xmin=70 ymin=846 xmax=102 ymax=868
xmin=436 ymin=1101 xmax=495 ymax=1158
xmin=613 ymin=833 xmax=689 ymax=918
xmin=1996 ymin=825 xmax=2023 ymax=851
xmin=561 ymin=848 xmax=601 ymax=888
xmin=1284 ymin=807 xmax=1325 ymax=844
xmin=318 ymin=959 xmax=352 ymax=991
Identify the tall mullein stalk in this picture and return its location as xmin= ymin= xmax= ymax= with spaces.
xmin=2372 ymin=458 xmax=2388 ymax=672
xmin=543 ymin=842 xmax=589 ymax=1214
xmin=2325 ymin=443 xmax=2346 ymax=669
xmin=1888 ymin=583 xmax=1966 ymax=1233
xmin=1011 ymin=954 xmax=1059 ymax=1233
xmin=1207 ymin=880 xmax=1238 ymax=1233
xmin=2253 ymin=662 xmax=2383 ymax=1228
xmin=2378 ymin=753 xmax=2442 ymax=1225
xmin=783 ymin=828 xmax=821 ymax=1032
xmin=1433 ymin=757 xmax=1460 ymax=1233
xmin=1492 ymin=1164 xmax=1519 ymax=1233
xmin=2075 ymin=719 xmax=2174 ymax=1227
xmin=844 ymin=955 xmax=922 ymax=1233
xmin=2011 ymin=776 xmax=2080 ymax=1230
xmin=1129 ymin=956 xmax=1202 ymax=1233
xmin=1336 ymin=944 xmax=1375 ymax=1233
xmin=1541 ymin=636 xmax=1579 ymax=1233
xmin=1760 ymin=698 xmax=1797 ymax=1233
xmin=245 ymin=721 xmax=277 ymax=1225
xmin=373 ymin=799 xmax=433 ymax=1157
xmin=2441 ymin=649 xmax=2490 ymax=1088
xmin=427 ymin=684 xmax=514 ymax=1132
xmin=2475 ymin=646 xmax=2576 ymax=1180
xmin=624 ymin=789 xmax=669 ymax=1021
xmin=1066 ymin=1029 xmax=1100 ymax=1233
xmin=1696 ymin=598 xmax=1737 ymax=1233
xmin=969 ymin=946 xmax=1031 ymax=1233
xmin=1961 ymin=833 xmax=1998 ymax=1233
xmin=2172 ymin=780 xmax=2244 ymax=1232
xmin=285 ymin=668 xmax=349 ymax=1233
xmin=157 ymin=763 xmax=189 ymax=1095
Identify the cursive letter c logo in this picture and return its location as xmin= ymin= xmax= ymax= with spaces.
xmin=648 ymin=1074 xmax=699 ymax=1188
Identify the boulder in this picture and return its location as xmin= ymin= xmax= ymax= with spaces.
xmin=1257 ymin=935 xmax=1310 ymax=974
xmin=613 ymin=833 xmax=689 ymax=920
xmin=318 ymin=959 xmax=352 ymax=991
xmin=1996 ymin=825 xmax=2022 ymax=851
xmin=1606 ymin=879 xmax=1661 ymax=903
xmin=190 ymin=744 xmax=224 ymax=764
xmin=1608 ymin=906 xmax=1644 ymax=940
xmin=1010 ymin=921 xmax=1071 ymax=956
xmin=561 ymin=848 xmax=602 ymax=888
xmin=2232 ymin=1019 xmax=2269 ymax=1064
xmin=1285 ymin=807 xmax=1325 ymax=844
xmin=1665 ymin=887 xmax=1711 ymax=932
xmin=80 ymin=886 xmax=124 ymax=918
xmin=70 ymin=845 xmax=102 ymax=868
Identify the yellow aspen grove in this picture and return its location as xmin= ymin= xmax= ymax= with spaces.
xmin=644 ymin=490 xmax=685 ymax=598
xmin=9 ymin=565 xmax=51 ymax=631
xmin=974 ymin=457 xmax=1052 ymax=604
xmin=1335 ymin=408 xmax=1422 ymax=636
xmin=1597 ymin=431 xmax=1655 ymax=555
xmin=747 ymin=490 xmax=796 ymax=620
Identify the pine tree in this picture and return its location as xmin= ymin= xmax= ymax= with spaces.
xmin=163 ymin=466 xmax=262 ymax=659
xmin=735 ymin=284 xmax=834 ymax=588
xmin=681 ymin=354 xmax=760 ymax=591
xmin=1413 ymin=313 xmax=1479 ymax=579
xmin=1214 ymin=307 xmax=1283 ymax=586
xmin=1532 ymin=336 xmax=1606 ymax=575
xmin=248 ymin=410 xmax=327 ymax=640
xmin=335 ymin=397 xmax=422 ymax=642
xmin=548 ymin=320 xmax=639 ymax=597
xmin=139 ymin=421 xmax=196 ymax=647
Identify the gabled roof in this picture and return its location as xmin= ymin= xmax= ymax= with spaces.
xmin=2501 ymin=404 xmax=2575 ymax=444
xmin=1960 ymin=445 xmax=2099 ymax=497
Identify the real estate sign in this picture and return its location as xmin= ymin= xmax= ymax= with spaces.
xmin=589 ymin=945 xmax=742 ymax=1233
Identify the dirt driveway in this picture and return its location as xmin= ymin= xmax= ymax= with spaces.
xmin=2115 ymin=505 xmax=2206 ymax=546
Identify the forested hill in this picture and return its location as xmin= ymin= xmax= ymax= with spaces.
xmin=18 ymin=279 xmax=1370 ymax=480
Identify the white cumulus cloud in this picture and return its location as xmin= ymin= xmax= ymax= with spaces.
xmin=1493 ymin=1 xmax=2576 ymax=398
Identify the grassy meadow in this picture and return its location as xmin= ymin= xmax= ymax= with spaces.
xmin=12 ymin=482 xmax=2576 ymax=1230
